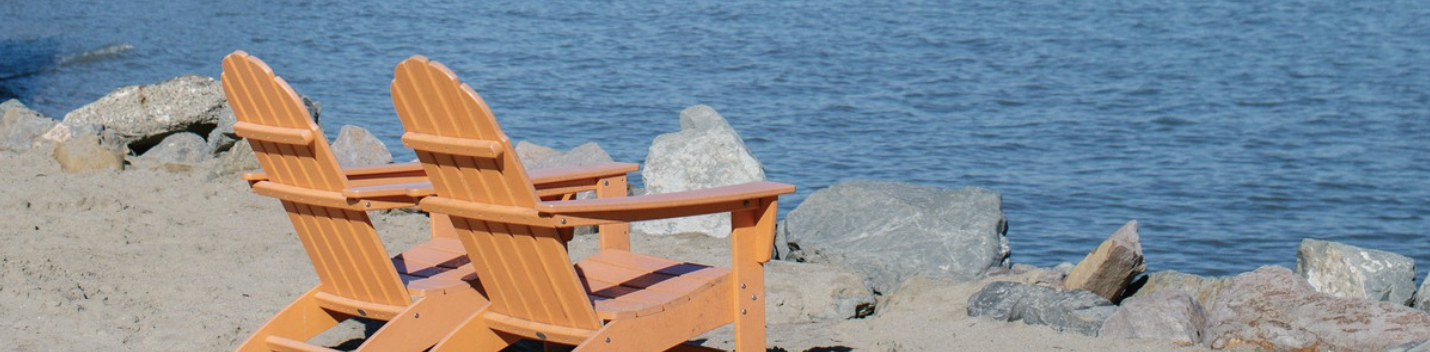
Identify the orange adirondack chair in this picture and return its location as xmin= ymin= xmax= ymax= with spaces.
xmin=390 ymin=56 xmax=794 ymax=352
xmin=221 ymin=51 xmax=638 ymax=352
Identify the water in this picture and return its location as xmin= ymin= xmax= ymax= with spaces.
xmin=4 ymin=0 xmax=1428 ymax=278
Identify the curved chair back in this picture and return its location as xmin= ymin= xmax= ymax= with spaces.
xmin=222 ymin=51 xmax=409 ymax=307
xmin=391 ymin=56 xmax=602 ymax=331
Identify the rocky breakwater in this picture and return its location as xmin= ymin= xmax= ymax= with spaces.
xmin=0 ymin=76 xmax=390 ymax=177
xmin=16 ymin=74 xmax=1430 ymax=351
xmin=952 ymin=216 xmax=1430 ymax=351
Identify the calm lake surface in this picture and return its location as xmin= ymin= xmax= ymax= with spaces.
xmin=4 ymin=0 xmax=1428 ymax=278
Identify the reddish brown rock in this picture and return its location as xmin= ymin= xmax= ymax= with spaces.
xmin=1063 ymin=220 xmax=1145 ymax=302
xmin=1205 ymin=266 xmax=1430 ymax=351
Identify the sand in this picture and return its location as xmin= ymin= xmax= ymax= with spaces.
xmin=0 ymin=149 xmax=1232 ymax=351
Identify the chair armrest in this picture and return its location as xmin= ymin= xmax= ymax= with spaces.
xmin=342 ymin=162 xmax=426 ymax=180
xmin=537 ymin=181 xmax=794 ymax=224
xmin=528 ymin=162 xmax=639 ymax=186
xmin=340 ymin=162 xmax=641 ymax=200
xmin=342 ymin=181 xmax=439 ymax=199
xmin=241 ymin=162 xmax=426 ymax=183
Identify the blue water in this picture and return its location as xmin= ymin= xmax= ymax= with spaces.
xmin=4 ymin=0 xmax=1429 ymax=278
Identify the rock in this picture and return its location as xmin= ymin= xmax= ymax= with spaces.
xmin=0 ymin=99 xmax=20 ymax=115
xmin=36 ymin=123 xmax=101 ymax=151
xmin=132 ymin=132 xmax=209 ymax=170
xmin=983 ymin=264 xmax=1068 ymax=287
xmin=1418 ymin=278 xmax=1430 ymax=315
xmin=966 ymin=281 xmax=1114 ymax=336
xmin=633 ymin=105 xmax=765 ymax=238
xmin=1063 ymin=220 xmax=1145 ymax=302
xmin=1204 ymin=266 xmax=1430 ymax=351
xmin=53 ymin=133 xmax=126 ymax=173
xmin=783 ymin=180 xmax=1009 ymax=293
xmin=515 ymin=141 xmax=561 ymax=164
xmin=517 ymin=141 xmax=615 ymax=170
xmin=330 ymin=125 xmax=392 ymax=168
xmin=61 ymin=75 xmax=227 ymax=151
xmin=1099 ymin=290 xmax=1206 ymax=346
xmin=208 ymin=138 xmax=261 ymax=178
xmin=1295 ymin=238 xmax=1417 ymax=305
xmin=1125 ymin=270 xmax=1231 ymax=313
xmin=1 ymin=100 xmax=58 ymax=152
xmin=766 ymin=261 xmax=876 ymax=324
xmin=301 ymin=95 xmax=322 ymax=125
xmin=1387 ymin=340 xmax=1430 ymax=352
xmin=772 ymin=219 xmax=791 ymax=261
xmin=205 ymin=104 xmax=238 ymax=155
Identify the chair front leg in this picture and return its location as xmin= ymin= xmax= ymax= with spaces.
xmin=729 ymin=198 xmax=777 ymax=352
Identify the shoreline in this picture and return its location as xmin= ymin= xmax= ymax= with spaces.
xmin=4 ymin=76 xmax=1430 ymax=350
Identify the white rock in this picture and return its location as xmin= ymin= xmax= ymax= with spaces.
xmin=633 ymin=105 xmax=764 ymax=238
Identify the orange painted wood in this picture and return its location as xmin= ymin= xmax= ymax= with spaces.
xmin=528 ymin=162 xmax=639 ymax=184
xmin=252 ymin=181 xmax=362 ymax=211
xmin=311 ymin=291 xmax=406 ymax=320
xmin=729 ymin=202 xmax=773 ymax=352
xmin=232 ymin=121 xmax=315 ymax=145
xmin=594 ymin=174 xmax=631 ymax=251
xmin=422 ymin=197 xmax=553 ymax=227
xmin=223 ymin=51 xmax=486 ymax=352
xmin=579 ymin=281 xmax=734 ymax=352
xmin=393 ymin=55 xmax=790 ymax=352
xmin=265 ymin=335 xmax=341 ymax=352
xmin=541 ymin=182 xmax=793 ymax=214
xmin=403 ymin=132 xmax=504 ymax=159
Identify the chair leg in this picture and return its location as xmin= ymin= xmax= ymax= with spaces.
xmin=429 ymin=305 xmax=519 ymax=352
xmin=730 ymin=206 xmax=771 ymax=352
xmin=235 ymin=287 xmax=345 ymax=352
xmin=353 ymin=286 xmax=486 ymax=352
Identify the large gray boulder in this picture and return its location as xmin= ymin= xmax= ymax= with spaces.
xmin=633 ymin=105 xmax=765 ymax=238
xmin=1295 ymin=238 xmax=1417 ymax=305
xmin=766 ymin=261 xmax=876 ymax=324
xmin=1204 ymin=266 xmax=1430 ymax=351
xmin=132 ymin=132 xmax=209 ymax=170
xmin=1062 ymin=220 xmax=1145 ymax=302
xmin=330 ymin=125 xmax=392 ymax=168
xmin=1100 ymin=290 xmax=1207 ymax=346
xmin=53 ymin=132 xmax=126 ymax=173
xmin=783 ymin=180 xmax=1009 ymax=293
xmin=516 ymin=141 xmax=615 ymax=170
xmin=61 ymin=75 xmax=227 ymax=151
xmin=967 ymin=281 xmax=1115 ymax=336
xmin=1126 ymin=270 xmax=1231 ymax=313
xmin=1 ymin=100 xmax=58 ymax=152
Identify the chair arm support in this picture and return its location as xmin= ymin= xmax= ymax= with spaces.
xmin=536 ymin=182 xmax=794 ymax=224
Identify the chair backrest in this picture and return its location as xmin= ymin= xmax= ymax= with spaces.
xmin=391 ymin=56 xmax=602 ymax=330
xmin=221 ymin=51 xmax=409 ymax=307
